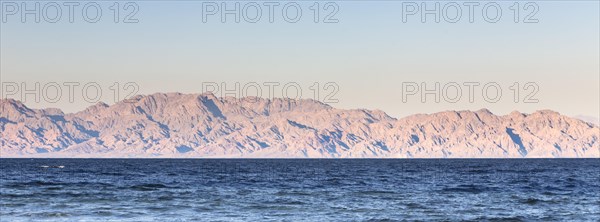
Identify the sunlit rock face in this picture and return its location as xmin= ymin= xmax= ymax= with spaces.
xmin=1 ymin=93 xmax=598 ymax=158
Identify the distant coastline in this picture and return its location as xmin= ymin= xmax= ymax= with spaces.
xmin=1 ymin=93 xmax=599 ymax=158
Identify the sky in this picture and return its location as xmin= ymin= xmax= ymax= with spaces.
xmin=1 ymin=0 xmax=599 ymax=119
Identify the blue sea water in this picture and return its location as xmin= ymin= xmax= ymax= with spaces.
xmin=1 ymin=159 xmax=599 ymax=221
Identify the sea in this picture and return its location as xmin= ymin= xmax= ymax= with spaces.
xmin=1 ymin=159 xmax=599 ymax=221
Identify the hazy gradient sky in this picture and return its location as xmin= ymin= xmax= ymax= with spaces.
xmin=1 ymin=1 xmax=598 ymax=118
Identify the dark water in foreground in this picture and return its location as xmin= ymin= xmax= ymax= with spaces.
xmin=1 ymin=159 xmax=599 ymax=221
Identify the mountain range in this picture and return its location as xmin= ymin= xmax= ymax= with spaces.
xmin=1 ymin=93 xmax=598 ymax=158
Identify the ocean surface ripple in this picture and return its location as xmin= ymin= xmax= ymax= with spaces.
xmin=1 ymin=159 xmax=599 ymax=221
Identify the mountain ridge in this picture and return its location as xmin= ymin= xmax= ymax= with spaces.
xmin=1 ymin=93 xmax=598 ymax=158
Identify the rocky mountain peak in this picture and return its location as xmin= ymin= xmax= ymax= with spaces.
xmin=1 ymin=94 xmax=598 ymax=158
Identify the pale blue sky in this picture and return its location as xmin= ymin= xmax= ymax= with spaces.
xmin=1 ymin=1 xmax=598 ymax=118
